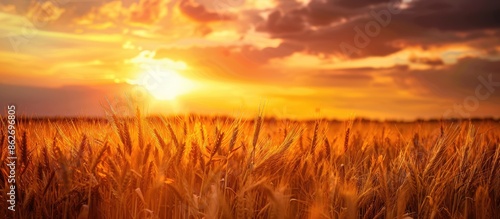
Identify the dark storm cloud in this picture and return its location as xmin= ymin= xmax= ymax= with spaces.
xmin=254 ymin=0 xmax=500 ymax=59
xmin=258 ymin=10 xmax=307 ymax=34
xmin=257 ymin=16 xmax=421 ymax=58
xmin=297 ymin=0 xmax=394 ymax=26
xmin=408 ymin=0 xmax=500 ymax=31
xmin=259 ymin=0 xmax=402 ymax=31
xmin=333 ymin=0 xmax=394 ymax=9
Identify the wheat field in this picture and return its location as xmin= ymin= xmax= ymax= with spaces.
xmin=1 ymin=110 xmax=499 ymax=219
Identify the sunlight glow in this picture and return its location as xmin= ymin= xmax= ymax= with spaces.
xmin=127 ymin=50 xmax=196 ymax=101
xmin=141 ymin=68 xmax=194 ymax=101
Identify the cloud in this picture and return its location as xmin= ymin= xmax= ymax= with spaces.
xmin=408 ymin=0 xmax=500 ymax=31
xmin=392 ymin=57 xmax=500 ymax=100
xmin=179 ymin=0 xmax=233 ymax=22
xmin=129 ymin=0 xmax=167 ymax=24
xmin=296 ymin=0 xmax=395 ymax=26
xmin=253 ymin=0 xmax=500 ymax=59
xmin=258 ymin=10 xmax=306 ymax=34
xmin=333 ymin=0 xmax=394 ymax=9
xmin=408 ymin=55 xmax=445 ymax=66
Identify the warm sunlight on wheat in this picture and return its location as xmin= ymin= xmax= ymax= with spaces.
xmin=0 ymin=109 xmax=499 ymax=218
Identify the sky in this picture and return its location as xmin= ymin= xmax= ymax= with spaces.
xmin=0 ymin=0 xmax=499 ymax=120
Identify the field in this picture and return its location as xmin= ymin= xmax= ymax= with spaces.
xmin=1 ymin=111 xmax=499 ymax=219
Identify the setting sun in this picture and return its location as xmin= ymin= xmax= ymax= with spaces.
xmin=125 ymin=50 xmax=196 ymax=101
xmin=136 ymin=68 xmax=195 ymax=101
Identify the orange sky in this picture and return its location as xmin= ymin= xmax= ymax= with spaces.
xmin=1 ymin=0 xmax=499 ymax=119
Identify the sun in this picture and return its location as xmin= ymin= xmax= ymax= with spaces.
xmin=137 ymin=68 xmax=195 ymax=101
xmin=126 ymin=51 xmax=196 ymax=101
xmin=145 ymin=69 xmax=195 ymax=101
